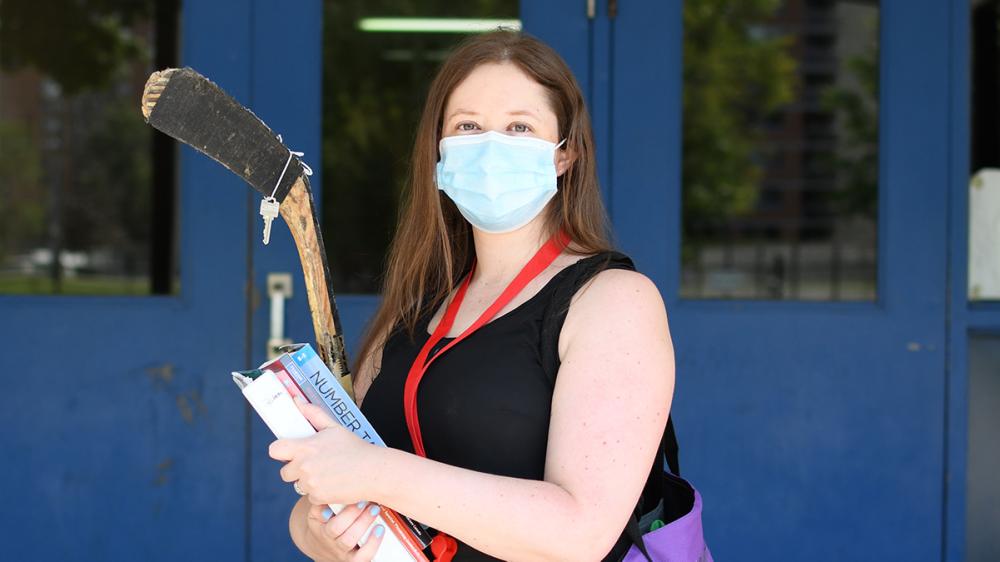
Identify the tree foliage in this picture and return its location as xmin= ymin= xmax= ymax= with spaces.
xmin=0 ymin=0 xmax=152 ymax=94
xmin=822 ymin=33 xmax=879 ymax=220
xmin=682 ymin=0 xmax=796 ymax=224
xmin=0 ymin=121 xmax=44 ymax=263
xmin=0 ymin=0 xmax=154 ymax=284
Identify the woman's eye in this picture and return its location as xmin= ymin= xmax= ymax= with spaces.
xmin=457 ymin=122 xmax=480 ymax=132
xmin=509 ymin=123 xmax=531 ymax=133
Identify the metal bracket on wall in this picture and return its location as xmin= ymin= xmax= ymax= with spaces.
xmin=266 ymin=272 xmax=294 ymax=359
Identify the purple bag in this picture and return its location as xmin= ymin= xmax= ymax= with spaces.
xmin=620 ymin=419 xmax=712 ymax=562
xmin=622 ymin=475 xmax=712 ymax=562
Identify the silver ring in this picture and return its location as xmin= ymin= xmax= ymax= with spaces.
xmin=293 ymin=481 xmax=306 ymax=496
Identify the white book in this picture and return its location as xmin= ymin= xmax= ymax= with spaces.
xmin=234 ymin=370 xmax=428 ymax=562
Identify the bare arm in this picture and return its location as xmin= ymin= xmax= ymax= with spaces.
xmin=360 ymin=270 xmax=675 ymax=560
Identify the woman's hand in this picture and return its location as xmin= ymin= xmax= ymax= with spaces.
xmin=269 ymin=398 xmax=381 ymax=505
xmin=292 ymin=497 xmax=386 ymax=562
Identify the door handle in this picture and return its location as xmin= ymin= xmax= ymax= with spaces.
xmin=267 ymin=272 xmax=293 ymax=359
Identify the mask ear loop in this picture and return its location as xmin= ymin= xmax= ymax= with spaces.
xmin=554 ymin=139 xmax=569 ymax=180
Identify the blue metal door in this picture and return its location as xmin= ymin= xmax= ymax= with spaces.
xmin=0 ymin=1 xmax=253 ymax=560
xmin=608 ymin=1 xmax=952 ymax=560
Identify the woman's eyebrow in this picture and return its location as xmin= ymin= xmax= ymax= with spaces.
xmin=445 ymin=108 xmax=540 ymax=121
xmin=446 ymin=109 xmax=479 ymax=120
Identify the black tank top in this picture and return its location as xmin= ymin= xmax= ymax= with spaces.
xmin=361 ymin=251 xmax=641 ymax=561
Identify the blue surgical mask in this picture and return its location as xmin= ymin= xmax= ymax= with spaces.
xmin=436 ymin=131 xmax=566 ymax=233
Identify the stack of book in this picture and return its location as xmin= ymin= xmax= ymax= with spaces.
xmin=233 ymin=343 xmax=431 ymax=562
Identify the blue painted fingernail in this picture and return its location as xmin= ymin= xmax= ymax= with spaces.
xmin=374 ymin=525 xmax=385 ymax=538
xmin=369 ymin=505 xmax=381 ymax=516
xmin=321 ymin=507 xmax=333 ymax=521
xmin=357 ymin=500 xmax=368 ymax=509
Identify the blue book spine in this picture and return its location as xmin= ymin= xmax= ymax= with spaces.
xmin=289 ymin=344 xmax=385 ymax=447
xmin=282 ymin=345 xmax=432 ymax=548
xmin=277 ymin=355 xmax=332 ymax=416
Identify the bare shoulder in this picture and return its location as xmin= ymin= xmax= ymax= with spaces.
xmin=559 ymin=268 xmax=670 ymax=357
xmin=574 ymin=267 xmax=664 ymax=308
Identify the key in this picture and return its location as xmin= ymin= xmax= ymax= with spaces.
xmin=259 ymin=197 xmax=280 ymax=245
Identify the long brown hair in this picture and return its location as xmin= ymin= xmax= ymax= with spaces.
xmin=354 ymin=29 xmax=613 ymax=374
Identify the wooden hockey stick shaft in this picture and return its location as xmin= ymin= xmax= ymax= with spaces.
xmin=281 ymin=176 xmax=354 ymax=401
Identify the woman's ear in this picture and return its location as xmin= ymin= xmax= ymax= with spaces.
xmin=555 ymin=145 xmax=576 ymax=177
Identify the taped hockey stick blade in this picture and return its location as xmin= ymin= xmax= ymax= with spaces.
xmin=142 ymin=67 xmax=305 ymax=202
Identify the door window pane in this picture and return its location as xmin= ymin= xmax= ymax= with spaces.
xmin=972 ymin=0 xmax=1000 ymax=175
xmin=0 ymin=0 xmax=180 ymax=295
xmin=681 ymin=0 xmax=879 ymax=301
xmin=968 ymin=334 xmax=1000 ymax=561
xmin=322 ymin=1 xmax=518 ymax=294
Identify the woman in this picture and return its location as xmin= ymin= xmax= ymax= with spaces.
xmin=269 ymin=29 xmax=675 ymax=562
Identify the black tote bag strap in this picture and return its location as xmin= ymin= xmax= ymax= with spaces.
xmin=665 ymin=416 xmax=680 ymax=476
xmin=624 ymin=514 xmax=654 ymax=562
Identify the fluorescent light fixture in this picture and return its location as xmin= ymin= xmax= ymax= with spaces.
xmin=358 ymin=18 xmax=522 ymax=34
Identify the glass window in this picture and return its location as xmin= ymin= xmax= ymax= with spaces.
xmin=968 ymin=334 xmax=1000 ymax=561
xmin=681 ymin=0 xmax=880 ymax=301
xmin=0 ymin=0 xmax=180 ymax=295
xmin=321 ymin=1 xmax=519 ymax=294
xmin=972 ymin=0 xmax=1000 ymax=175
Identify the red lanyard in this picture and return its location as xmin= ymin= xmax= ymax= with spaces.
xmin=403 ymin=230 xmax=569 ymax=459
xmin=403 ymin=231 xmax=568 ymax=561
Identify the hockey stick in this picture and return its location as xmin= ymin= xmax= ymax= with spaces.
xmin=141 ymin=67 xmax=354 ymax=400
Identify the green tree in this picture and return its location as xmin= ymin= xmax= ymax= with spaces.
xmin=0 ymin=0 xmax=151 ymax=94
xmin=822 ymin=31 xmax=879 ymax=220
xmin=0 ymin=121 xmax=45 ymax=264
xmin=682 ymin=0 xmax=796 ymax=224
xmin=68 ymin=99 xmax=152 ymax=273
xmin=1 ymin=0 xmax=156 ymax=292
